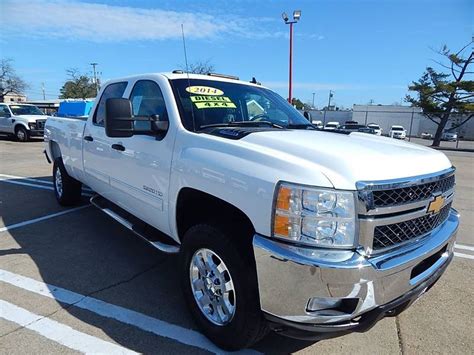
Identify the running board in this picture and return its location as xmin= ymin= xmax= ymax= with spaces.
xmin=90 ymin=195 xmax=180 ymax=254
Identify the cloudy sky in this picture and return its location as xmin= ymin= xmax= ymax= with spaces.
xmin=1 ymin=0 xmax=472 ymax=107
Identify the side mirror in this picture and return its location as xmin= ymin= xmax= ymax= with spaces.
xmin=105 ymin=98 xmax=169 ymax=138
xmin=105 ymin=98 xmax=134 ymax=138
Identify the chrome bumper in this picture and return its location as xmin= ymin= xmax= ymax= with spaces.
xmin=253 ymin=209 xmax=459 ymax=332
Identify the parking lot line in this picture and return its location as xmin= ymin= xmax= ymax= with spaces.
xmin=0 ymin=269 xmax=259 ymax=355
xmin=0 ymin=178 xmax=54 ymax=191
xmin=0 ymin=300 xmax=138 ymax=354
xmin=0 ymin=173 xmax=53 ymax=185
xmin=0 ymin=205 xmax=90 ymax=233
xmin=0 ymin=174 xmax=93 ymax=193
xmin=454 ymin=252 xmax=474 ymax=260
xmin=454 ymin=243 xmax=474 ymax=252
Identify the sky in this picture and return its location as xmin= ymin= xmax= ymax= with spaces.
xmin=0 ymin=0 xmax=472 ymax=108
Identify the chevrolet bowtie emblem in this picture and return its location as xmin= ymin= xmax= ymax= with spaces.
xmin=427 ymin=195 xmax=445 ymax=214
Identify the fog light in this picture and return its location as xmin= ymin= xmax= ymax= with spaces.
xmin=306 ymin=297 xmax=360 ymax=314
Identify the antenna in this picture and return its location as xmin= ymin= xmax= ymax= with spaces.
xmin=181 ymin=24 xmax=197 ymax=131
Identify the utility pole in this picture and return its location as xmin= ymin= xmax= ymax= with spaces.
xmin=41 ymin=82 xmax=46 ymax=100
xmin=327 ymin=90 xmax=333 ymax=110
xmin=312 ymin=92 xmax=315 ymax=108
xmin=90 ymin=62 xmax=99 ymax=95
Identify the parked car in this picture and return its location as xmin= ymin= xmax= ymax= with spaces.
xmin=442 ymin=131 xmax=458 ymax=141
xmin=338 ymin=124 xmax=376 ymax=134
xmin=324 ymin=121 xmax=339 ymax=130
xmin=311 ymin=120 xmax=323 ymax=129
xmin=367 ymin=123 xmax=383 ymax=136
xmin=421 ymin=132 xmax=433 ymax=140
xmin=44 ymin=72 xmax=459 ymax=350
xmin=0 ymin=103 xmax=47 ymax=141
xmin=390 ymin=125 xmax=407 ymax=139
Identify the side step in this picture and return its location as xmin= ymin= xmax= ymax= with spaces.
xmin=90 ymin=195 xmax=180 ymax=254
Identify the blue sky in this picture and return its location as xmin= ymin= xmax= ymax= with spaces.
xmin=1 ymin=0 xmax=472 ymax=107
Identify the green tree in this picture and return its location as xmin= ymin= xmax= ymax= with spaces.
xmin=0 ymin=58 xmax=28 ymax=102
xmin=406 ymin=42 xmax=474 ymax=146
xmin=291 ymin=97 xmax=305 ymax=110
xmin=59 ymin=69 xmax=97 ymax=99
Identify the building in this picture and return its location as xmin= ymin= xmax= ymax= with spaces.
xmin=25 ymin=99 xmax=61 ymax=115
xmin=1 ymin=92 xmax=27 ymax=103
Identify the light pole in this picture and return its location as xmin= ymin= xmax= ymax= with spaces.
xmin=282 ymin=10 xmax=301 ymax=104
xmin=312 ymin=92 xmax=315 ymax=108
xmin=90 ymin=62 xmax=99 ymax=95
xmin=323 ymin=90 xmax=333 ymax=125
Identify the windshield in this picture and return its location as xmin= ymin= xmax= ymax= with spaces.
xmin=392 ymin=127 xmax=404 ymax=131
xmin=171 ymin=79 xmax=312 ymax=131
xmin=9 ymin=105 xmax=44 ymax=116
xmin=368 ymin=124 xmax=380 ymax=129
xmin=326 ymin=123 xmax=338 ymax=127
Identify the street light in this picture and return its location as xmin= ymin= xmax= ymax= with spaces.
xmin=282 ymin=10 xmax=301 ymax=104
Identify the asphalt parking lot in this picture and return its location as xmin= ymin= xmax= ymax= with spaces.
xmin=0 ymin=137 xmax=473 ymax=354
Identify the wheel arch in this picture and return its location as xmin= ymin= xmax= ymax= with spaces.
xmin=175 ymin=187 xmax=255 ymax=244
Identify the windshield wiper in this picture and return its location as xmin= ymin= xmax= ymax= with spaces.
xmin=287 ymin=123 xmax=317 ymax=130
xmin=198 ymin=121 xmax=283 ymax=130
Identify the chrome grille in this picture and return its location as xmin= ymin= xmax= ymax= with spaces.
xmin=36 ymin=119 xmax=46 ymax=130
xmin=373 ymin=202 xmax=452 ymax=250
xmin=372 ymin=174 xmax=454 ymax=208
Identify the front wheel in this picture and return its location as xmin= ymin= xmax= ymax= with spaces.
xmin=53 ymin=158 xmax=82 ymax=206
xmin=15 ymin=126 xmax=29 ymax=142
xmin=181 ymin=224 xmax=267 ymax=350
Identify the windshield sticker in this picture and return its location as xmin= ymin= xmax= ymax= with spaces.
xmin=186 ymin=86 xmax=224 ymax=96
xmin=190 ymin=95 xmax=237 ymax=109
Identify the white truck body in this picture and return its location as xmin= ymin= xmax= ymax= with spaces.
xmin=44 ymin=72 xmax=459 ymax=349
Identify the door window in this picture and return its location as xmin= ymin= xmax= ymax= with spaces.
xmin=93 ymin=82 xmax=128 ymax=126
xmin=129 ymin=80 xmax=168 ymax=119
xmin=0 ymin=105 xmax=11 ymax=117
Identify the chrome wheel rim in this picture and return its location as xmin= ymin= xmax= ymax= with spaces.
xmin=55 ymin=167 xmax=63 ymax=197
xmin=189 ymin=248 xmax=236 ymax=326
xmin=17 ymin=129 xmax=25 ymax=140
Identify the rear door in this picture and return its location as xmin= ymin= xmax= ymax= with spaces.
xmin=82 ymin=81 xmax=128 ymax=197
xmin=106 ymin=78 xmax=174 ymax=235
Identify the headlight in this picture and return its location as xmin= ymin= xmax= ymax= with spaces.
xmin=273 ymin=183 xmax=357 ymax=248
xmin=28 ymin=123 xmax=36 ymax=130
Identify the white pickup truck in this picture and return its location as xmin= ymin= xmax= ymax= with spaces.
xmin=44 ymin=72 xmax=459 ymax=350
xmin=0 ymin=103 xmax=47 ymax=141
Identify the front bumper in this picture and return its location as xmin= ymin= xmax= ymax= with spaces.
xmin=253 ymin=209 xmax=459 ymax=340
xmin=29 ymin=129 xmax=44 ymax=137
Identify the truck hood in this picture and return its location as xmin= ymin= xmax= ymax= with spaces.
xmin=13 ymin=115 xmax=46 ymax=123
xmin=241 ymin=130 xmax=452 ymax=190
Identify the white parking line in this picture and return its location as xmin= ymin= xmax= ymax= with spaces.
xmin=0 ymin=206 xmax=90 ymax=233
xmin=454 ymin=243 xmax=474 ymax=252
xmin=0 ymin=178 xmax=54 ymax=191
xmin=0 ymin=300 xmax=137 ymax=354
xmin=0 ymin=173 xmax=53 ymax=185
xmin=454 ymin=252 xmax=474 ymax=260
xmin=0 ymin=269 xmax=259 ymax=354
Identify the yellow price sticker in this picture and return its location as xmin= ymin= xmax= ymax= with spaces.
xmin=190 ymin=96 xmax=232 ymax=103
xmin=186 ymin=86 xmax=224 ymax=96
xmin=194 ymin=101 xmax=237 ymax=109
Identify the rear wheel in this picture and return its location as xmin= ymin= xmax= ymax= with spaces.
xmin=53 ymin=158 xmax=82 ymax=206
xmin=15 ymin=126 xmax=29 ymax=142
xmin=181 ymin=224 xmax=267 ymax=350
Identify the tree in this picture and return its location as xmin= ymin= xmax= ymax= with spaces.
xmin=291 ymin=97 xmax=305 ymax=110
xmin=0 ymin=59 xmax=28 ymax=102
xmin=180 ymin=60 xmax=215 ymax=74
xmin=406 ymin=42 xmax=474 ymax=146
xmin=59 ymin=69 xmax=97 ymax=99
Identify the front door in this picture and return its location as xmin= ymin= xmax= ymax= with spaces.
xmin=107 ymin=78 xmax=174 ymax=235
xmin=0 ymin=105 xmax=12 ymax=132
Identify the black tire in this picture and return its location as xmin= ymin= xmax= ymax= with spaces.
xmin=15 ymin=126 xmax=29 ymax=142
xmin=53 ymin=158 xmax=82 ymax=206
xmin=180 ymin=224 xmax=268 ymax=350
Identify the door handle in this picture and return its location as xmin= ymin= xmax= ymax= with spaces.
xmin=111 ymin=143 xmax=125 ymax=152
xmin=84 ymin=135 xmax=94 ymax=142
